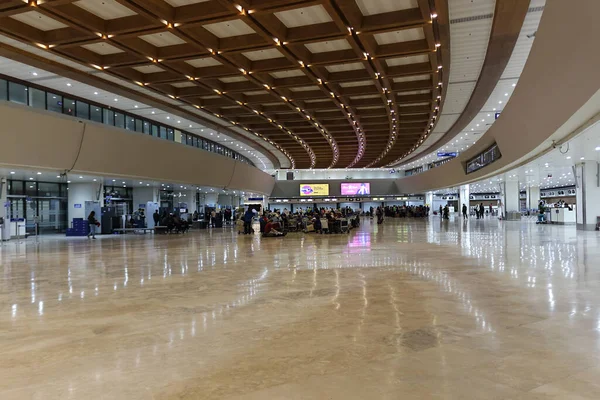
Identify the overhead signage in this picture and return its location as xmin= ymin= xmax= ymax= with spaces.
xmin=341 ymin=182 xmax=371 ymax=196
xmin=299 ymin=184 xmax=329 ymax=197
xmin=495 ymin=112 xmax=501 ymax=120
xmin=74 ymin=204 xmax=82 ymax=208
xmin=437 ymin=152 xmax=457 ymax=158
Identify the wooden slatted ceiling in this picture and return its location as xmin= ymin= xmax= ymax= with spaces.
xmin=0 ymin=0 xmax=446 ymax=169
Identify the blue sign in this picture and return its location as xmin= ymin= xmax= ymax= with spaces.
xmin=139 ymin=204 xmax=146 ymax=208
xmin=74 ymin=204 xmax=82 ymax=209
xmin=437 ymin=152 xmax=457 ymax=158
xmin=4 ymin=202 xmax=9 ymax=208
xmin=10 ymin=218 xmax=24 ymax=222
xmin=495 ymin=112 xmax=501 ymax=120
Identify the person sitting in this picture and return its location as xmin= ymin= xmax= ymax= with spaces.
xmin=263 ymin=219 xmax=285 ymax=237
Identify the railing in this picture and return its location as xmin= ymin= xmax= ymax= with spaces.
xmin=0 ymin=74 xmax=254 ymax=167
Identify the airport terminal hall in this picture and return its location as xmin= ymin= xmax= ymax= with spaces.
xmin=2 ymin=0 xmax=600 ymax=399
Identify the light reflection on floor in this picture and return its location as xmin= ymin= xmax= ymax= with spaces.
xmin=1 ymin=217 xmax=600 ymax=399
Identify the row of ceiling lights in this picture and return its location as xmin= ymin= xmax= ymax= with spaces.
xmin=25 ymin=0 xmax=294 ymax=169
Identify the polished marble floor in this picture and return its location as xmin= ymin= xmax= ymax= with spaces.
xmin=1 ymin=217 xmax=600 ymax=399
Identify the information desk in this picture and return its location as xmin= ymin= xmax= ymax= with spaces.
xmin=547 ymin=207 xmax=576 ymax=225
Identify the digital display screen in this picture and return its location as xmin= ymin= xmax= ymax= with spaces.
xmin=341 ymin=182 xmax=371 ymax=196
xmin=299 ymin=184 xmax=329 ymax=196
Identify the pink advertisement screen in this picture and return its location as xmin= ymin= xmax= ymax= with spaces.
xmin=341 ymin=182 xmax=371 ymax=196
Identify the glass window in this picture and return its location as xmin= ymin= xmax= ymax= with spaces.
xmin=8 ymin=180 xmax=24 ymax=195
xmin=26 ymin=181 xmax=38 ymax=197
xmin=37 ymin=182 xmax=61 ymax=197
xmin=90 ymin=106 xmax=102 ymax=123
xmin=0 ymin=79 xmax=7 ymax=100
xmin=159 ymin=126 xmax=167 ymax=139
xmin=29 ymin=87 xmax=45 ymax=109
xmin=114 ymin=112 xmax=125 ymax=129
xmin=143 ymin=121 xmax=150 ymax=134
xmin=47 ymin=92 xmax=62 ymax=113
xmin=151 ymin=124 xmax=158 ymax=137
xmin=135 ymin=119 xmax=144 ymax=133
xmin=193 ymin=137 xmax=198 ymax=148
xmin=8 ymin=82 xmax=27 ymax=105
xmin=167 ymin=128 xmax=174 ymax=141
xmin=209 ymin=143 xmax=214 ymax=152
xmin=125 ymin=116 xmax=135 ymax=131
xmin=103 ymin=108 xmax=114 ymax=126
xmin=76 ymin=101 xmax=89 ymax=119
xmin=63 ymin=98 xmax=75 ymax=116
xmin=203 ymin=140 xmax=209 ymax=150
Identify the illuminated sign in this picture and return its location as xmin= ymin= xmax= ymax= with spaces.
xmin=299 ymin=184 xmax=329 ymax=196
xmin=341 ymin=182 xmax=371 ymax=196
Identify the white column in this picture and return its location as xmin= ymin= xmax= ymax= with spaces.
xmin=0 ymin=177 xmax=9 ymax=240
xmin=187 ymin=190 xmax=197 ymax=214
xmin=425 ymin=192 xmax=433 ymax=209
xmin=68 ymin=182 xmax=103 ymax=222
xmin=501 ymin=179 xmax=520 ymax=220
xmin=526 ymin=186 xmax=540 ymax=210
xmin=575 ymin=161 xmax=600 ymax=230
xmin=459 ymin=185 xmax=470 ymax=215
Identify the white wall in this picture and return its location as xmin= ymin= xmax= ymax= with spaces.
xmin=68 ymin=183 xmax=103 ymax=222
xmin=132 ymin=187 xmax=158 ymax=211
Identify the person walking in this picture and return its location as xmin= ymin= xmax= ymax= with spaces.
xmin=87 ymin=211 xmax=99 ymax=239
xmin=443 ymin=205 xmax=450 ymax=220
xmin=480 ymin=203 xmax=484 ymax=219
xmin=243 ymin=208 xmax=254 ymax=234
xmin=462 ymin=203 xmax=468 ymax=220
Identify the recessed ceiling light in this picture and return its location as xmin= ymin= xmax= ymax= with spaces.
xmin=36 ymin=172 xmax=42 ymax=175
xmin=580 ymin=157 xmax=585 ymax=160
xmin=94 ymin=92 xmax=98 ymax=95
xmin=498 ymin=101 xmax=503 ymax=104
xmin=67 ymin=180 xmax=71 ymax=183
xmin=32 ymin=72 xmax=38 ymax=76
xmin=151 ymin=111 xmax=155 ymax=114
xmin=512 ymin=83 xmax=516 ymax=87
xmin=114 ymin=98 xmax=118 ymax=102
xmin=504 ymin=93 xmax=508 ymax=96
xmin=166 ymin=116 xmax=170 ymax=119
xmin=134 ymin=105 xmax=138 ymax=108
xmin=66 ymin=83 xmax=72 ymax=87
xmin=595 ymin=146 xmax=600 ymax=151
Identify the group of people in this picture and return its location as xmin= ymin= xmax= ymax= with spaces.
xmin=379 ymin=205 xmax=430 ymax=219
xmin=153 ymin=210 xmax=191 ymax=233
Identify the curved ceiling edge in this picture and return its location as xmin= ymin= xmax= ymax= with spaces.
xmin=395 ymin=0 xmax=600 ymax=194
xmin=0 ymin=42 xmax=287 ymax=170
xmin=390 ymin=0 xmax=530 ymax=168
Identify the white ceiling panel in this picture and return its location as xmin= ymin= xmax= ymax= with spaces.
xmin=448 ymin=18 xmax=493 ymax=83
xmin=448 ymin=0 xmax=495 ymax=20
xmin=431 ymin=114 xmax=459 ymax=134
xmin=132 ymin=65 xmax=165 ymax=74
xmin=75 ymin=0 xmax=137 ymax=20
xmin=185 ymin=57 xmax=221 ymax=68
xmin=385 ymin=54 xmax=428 ymax=67
xmin=304 ymin=39 xmax=351 ymax=53
xmin=218 ymin=76 xmax=248 ymax=83
xmin=374 ymin=27 xmax=425 ymax=45
xmin=171 ymin=81 xmax=196 ymax=88
xmin=203 ymin=20 xmax=255 ymax=38
xmin=275 ymin=5 xmax=332 ymax=28
xmin=393 ymin=74 xmax=431 ymax=83
xmin=10 ymin=11 xmax=68 ymax=31
xmin=356 ymin=0 xmax=418 ymax=16
xmin=339 ymin=80 xmax=375 ymax=87
xmin=243 ymin=48 xmax=284 ymax=61
xmin=325 ymin=62 xmax=364 ymax=73
xmin=139 ymin=32 xmax=186 ymax=47
xmin=81 ymin=42 xmax=124 ymax=55
xmin=440 ymin=81 xmax=476 ymax=114
xmin=289 ymin=86 xmax=320 ymax=92
xmin=270 ymin=70 xmax=305 ymax=78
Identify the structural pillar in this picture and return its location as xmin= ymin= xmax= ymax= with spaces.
xmin=187 ymin=190 xmax=197 ymax=214
xmin=526 ymin=186 xmax=540 ymax=211
xmin=425 ymin=192 xmax=433 ymax=211
xmin=459 ymin=185 xmax=470 ymax=215
xmin=501 ymin=179 xmax=520 ymax=220
xmin=0 ymin=177 xmax=9 ymax=240
xmin=575 ymin=161 xmax=600 ymax=230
